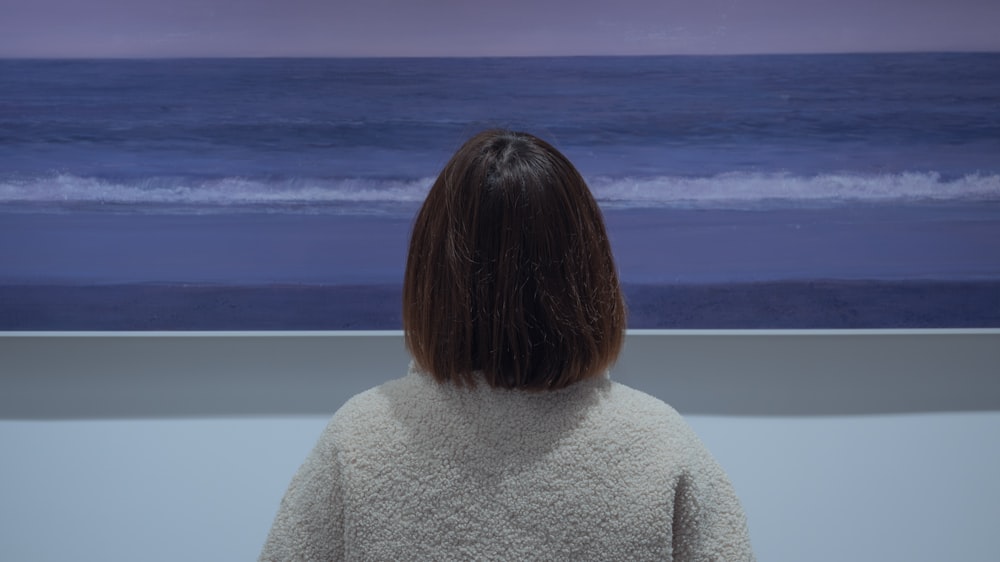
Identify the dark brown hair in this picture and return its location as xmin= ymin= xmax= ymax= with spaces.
xmin=403 ymin=130 xmax=625 ymax=390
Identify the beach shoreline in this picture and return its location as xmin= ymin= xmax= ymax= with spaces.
xmin=2 ymin=280 xmax=997 ymax=330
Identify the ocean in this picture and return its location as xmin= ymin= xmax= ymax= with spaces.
xmin=1 ymin=54 xmax=998 ymax=329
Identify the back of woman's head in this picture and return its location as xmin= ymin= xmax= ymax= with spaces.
xmin=403 ymin=129 xmax=625 ymax=390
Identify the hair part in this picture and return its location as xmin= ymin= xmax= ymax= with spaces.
xmin=403 ymin=129 xmax=626 ymax=390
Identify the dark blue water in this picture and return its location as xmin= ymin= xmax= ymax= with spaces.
xmin=2 ymin=54 xmax=999 ymax=329
xmin=2 ymin=54 xmax=998 ymax=212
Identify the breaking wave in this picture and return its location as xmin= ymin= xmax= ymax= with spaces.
xmin=1 ymin=171 xmax=998 ymax=213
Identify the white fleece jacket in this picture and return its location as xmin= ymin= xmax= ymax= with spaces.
xmin=260 ymin=364 xmax=754 ymax=561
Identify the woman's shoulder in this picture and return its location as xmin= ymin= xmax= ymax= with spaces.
xmin=593 ymin=381 xmax=707 ymax=451
xmin=604 ymin=380 xmax=685 ymax=423
xmin=315 ymin=368 xmax=700 ymax=452
xmin=314 ymin=367 xmax=444 ymax=443
xmin=329 ymin=371 xmax=688 ymax=426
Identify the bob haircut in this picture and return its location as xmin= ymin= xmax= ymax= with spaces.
xmin=403 ymin=129 xmax=626 ymax=390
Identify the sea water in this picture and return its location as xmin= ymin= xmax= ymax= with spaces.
xmin=1 ymin=54 xmax=998 ymax=328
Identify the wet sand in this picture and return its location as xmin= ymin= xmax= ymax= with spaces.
xmin=1 ymin=280 xmax=997 ymax=330
xmin=2 ymin=202 xmax=998 ymax=329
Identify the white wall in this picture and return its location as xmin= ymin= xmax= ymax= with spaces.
xmin=1 ymin=331 xmax=999 ymax=561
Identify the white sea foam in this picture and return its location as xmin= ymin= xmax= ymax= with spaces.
xmin=1 ymin=171 xmax=998 ymax=212
xmin=589 ymin=171 xmax=1000 ymax=209
xmin=0 ymin=175 xmax=434 ymax=211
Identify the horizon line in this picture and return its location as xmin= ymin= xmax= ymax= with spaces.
xmin=3 ymin=49 xmax=999 ymax=61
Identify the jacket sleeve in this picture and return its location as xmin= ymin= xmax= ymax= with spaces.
xmin=259 ymin=431 xmax=345 ymax=562
xmin=671 ymin=437 xmax=755 ymax=562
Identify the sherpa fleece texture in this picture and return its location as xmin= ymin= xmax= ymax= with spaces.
xmin=260 ymin=364 xmax=754 ymax=561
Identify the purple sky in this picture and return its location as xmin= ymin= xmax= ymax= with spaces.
xmin=2 ymin=0 xmax=998 ymax=57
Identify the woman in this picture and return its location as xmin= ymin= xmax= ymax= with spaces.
xmin=260 ymin=130 xmax=754 ymax=561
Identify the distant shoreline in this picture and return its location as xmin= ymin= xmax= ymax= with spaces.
xmin=2 ymin=280 xmax=997 ymax=330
